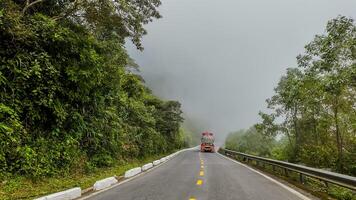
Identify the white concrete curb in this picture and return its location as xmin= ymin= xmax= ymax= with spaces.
xmin=152 ymin=160 xmax=160 ymax=166
xmin=141 ymin=163 xmax=153 ymax=171
xmin=93 ymin=177 xmax=118 ymax=191
xmin=124 ymin=167 xmax=142 ymax=178
xmin=34 ymin=187 xmax=81 ymax=200
xmin=35 ymin=147 xmax=199 ymax=200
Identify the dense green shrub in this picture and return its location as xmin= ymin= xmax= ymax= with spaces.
xmin=0 ymin=0 xmax=188 ymax=179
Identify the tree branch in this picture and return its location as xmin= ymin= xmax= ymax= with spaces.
xmin=52 ymin=0 xmax=81 ymax=21
xmin=22 ymin=0 xmax=44 ymax=15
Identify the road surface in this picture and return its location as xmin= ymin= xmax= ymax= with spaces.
xmin=84 ymin=149 xmax=309 ymax=200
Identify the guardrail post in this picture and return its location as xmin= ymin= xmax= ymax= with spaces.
xmin=284 ymin=168 xmax=289 ymax=177
xmin=323 ymin=181 xmax=329 ymax=192
xmin=299 ymin=173 xmax=305 ymax=184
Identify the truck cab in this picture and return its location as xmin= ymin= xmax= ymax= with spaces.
xmin=200 ymin=132 xmax=215 ymax=152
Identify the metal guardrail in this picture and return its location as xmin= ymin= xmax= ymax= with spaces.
xmin=219 ymin=148 xmax=356 ymax=191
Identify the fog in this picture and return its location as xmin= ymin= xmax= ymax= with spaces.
xmin=126 ymin=0 xmax=356 ymax=143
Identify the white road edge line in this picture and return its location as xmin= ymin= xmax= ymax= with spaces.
xmin=78 ymin=148 xmax=196 ymax=200
xmin=217 ymin=152 xmax=312 ymax=200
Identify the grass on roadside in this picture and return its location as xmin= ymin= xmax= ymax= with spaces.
xmin=0 ymin=154 xmax=168 ymax=200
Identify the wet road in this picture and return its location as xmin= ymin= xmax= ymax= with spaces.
xmin=84 ymin=149 xmax=309 ymax=200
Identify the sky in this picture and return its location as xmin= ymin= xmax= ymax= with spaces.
xmin=126 ymin=0 xmax=356 ymax=142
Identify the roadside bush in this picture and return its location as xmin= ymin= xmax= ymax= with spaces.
xmin=0 ymin=0 xmax=188 ymax=179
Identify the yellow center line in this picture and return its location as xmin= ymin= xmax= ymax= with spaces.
xmin=196 ymin=179 xmax=203 ymax=185
xmin=189 ymin=198 xmax=196 ymax=200
xmin=201 ymin=165 xmax=204 ymax=169
xmin=199 ymin=171 xmax=204 ymax=176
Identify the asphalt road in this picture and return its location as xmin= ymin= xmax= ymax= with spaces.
xmin=85 ymin=149 xmax=309 ymax=200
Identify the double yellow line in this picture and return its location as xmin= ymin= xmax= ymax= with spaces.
xmin=190 ymin=155 xmax=205 ymax=200
xmin=196 ymin=157 xmax=204 ymax=185
xmin=199 ymin=159 xmax=204 ymax=176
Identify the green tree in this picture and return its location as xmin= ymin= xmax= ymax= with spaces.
xmin=225 ymin=127 xmax=276 ymax=157
xmin=230 ymin=16 xmax=356 ymax=175
xmin=297 ymin=16 xmax=356 ymax=172
xmin=0 ymin=0 xmax=190 ymax=179
xmin=17 ymin=0 xmax=162 ymax=49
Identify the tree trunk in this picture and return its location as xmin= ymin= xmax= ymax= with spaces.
xmin=285 ymin=130 xmax=292 ymax=147
xmin=333 ymin=100 xmax=343 ymax=172
xmin=312 ymin=110 xmax=319 ymax=145
xmin=292 ymin=104 xmax=300 ymax=161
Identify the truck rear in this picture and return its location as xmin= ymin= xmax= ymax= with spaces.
xmin=200 ymin=132 xmax=215 ymax=152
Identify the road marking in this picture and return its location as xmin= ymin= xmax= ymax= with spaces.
xmin=196 ymin=179 xmax=203 ymax=185
xmin=199 ymin=171 xmax=204 ymax=176
xmin=189 ymin=198 xmax=196 ymax=200
xmin=217 ymin=153 xmax=311 ymax=200
xmin=200 ymin=165 xmax=204 ymax=169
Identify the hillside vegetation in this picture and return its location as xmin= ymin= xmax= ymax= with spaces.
xmin=226 ymin=16 xmax=356 ymax=176
xmin=0 ymin=0 xmax=192 ymax=182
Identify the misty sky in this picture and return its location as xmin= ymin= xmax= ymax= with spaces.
xmin=126 ymin=0 xmax=356 ymax=141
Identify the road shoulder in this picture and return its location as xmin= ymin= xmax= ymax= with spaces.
xmin=217 ymin=152 xmax=320 ymax=200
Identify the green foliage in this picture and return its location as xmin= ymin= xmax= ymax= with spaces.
xmin=13 ymin=0 xmax=161 ymax=50
xmin=227 ymin=16 xmax=356 ymax=176
xmin=225 ymin=127 xmax=276 ymax=157
xmin=0 ymin=0 xmax=189 ymax=180
xmin=328 ymin=185 xmax=355 ymax=200
xmin=181 ymin=116 xmax=203 ymax=146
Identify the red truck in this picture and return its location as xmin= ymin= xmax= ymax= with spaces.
xmin=200 ymin=132 xmax=215 ymax=152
